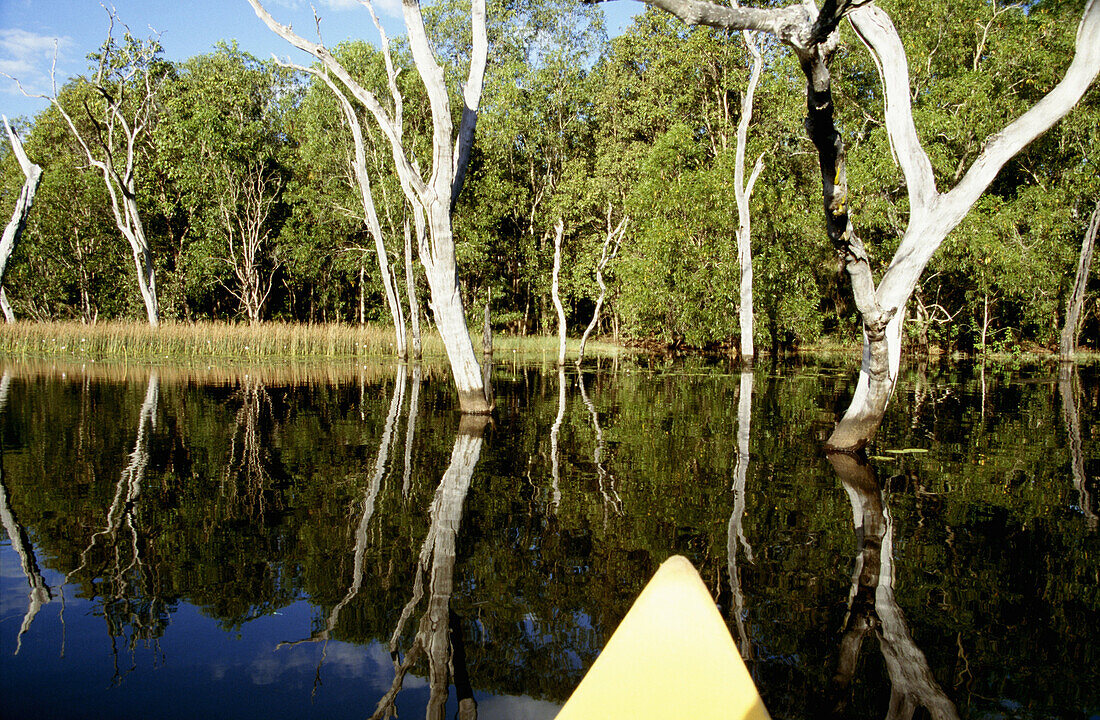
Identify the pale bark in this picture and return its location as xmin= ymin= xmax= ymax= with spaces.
xmin=371 ymin=415 xmax=487 ymax=720
xmin=285 ymin=59 xmax=407 ymax=355
xmin=552 ymin=218 xmax=568 ymax=365
xmin=249 ymin=0 xmax=491 ymax=411
xmin=577 ymin=205 xmax=627 ymax=366
xmin=219 ymin=163 xmax=281 ymax=325
xmin=727 ymin=370 xmax=754 ymax=659
xmin=11 ymin=14 xmax=163 ymax=325
xmin=731 ymin=20 xmax=765 ymax=362
xmin=1 ymin=116 xmax=42 ymax=322
xmin=827 ymin=451 xmax=959 ymax=719
xmin=620 ymin=0 xmax=1100 ymax=451
xmin=404 ymin=216 xmax=422 ymax=358
xmin=1061 ymin=200 xmax=1100 ymax=358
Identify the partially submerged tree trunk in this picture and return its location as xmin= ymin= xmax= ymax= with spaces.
xmin=617 ymin=0 xmax=1100 ymax=451
xmin=0 ymin=116 xmax=43 ymax=323
xmin=250 ymin=0 xmax=492 ymax=412
xmin=732 ymin=21 xmax=765 ymax=363
xmin=1061 ymin=200 xmax=1100 ymax=359
xmin=577 ymin=205 xmax=627 ymax=366
xmin=551 ymin=218 xmax=568 ymax=365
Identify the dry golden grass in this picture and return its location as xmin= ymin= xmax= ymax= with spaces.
xmin=0 ymin=320 xmax=629 ymax=365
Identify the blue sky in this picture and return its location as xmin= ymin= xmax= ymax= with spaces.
xmin=0 ymin=0 xmax=642 ymax=122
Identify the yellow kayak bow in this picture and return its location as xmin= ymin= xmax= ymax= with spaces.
xmin=557 ymin=555 xmax=770 ymax=719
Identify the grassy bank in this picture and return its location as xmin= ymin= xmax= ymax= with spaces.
xmin=0 ymin=320 xmax=628 ymax=364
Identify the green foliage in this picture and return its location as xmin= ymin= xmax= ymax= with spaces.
xmin=1 ymin=0 xmax=1096 ymax=352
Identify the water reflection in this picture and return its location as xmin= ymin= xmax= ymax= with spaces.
xmin=826 ymin=451 xmax=958 ymax=719
xmin=0 ymin=370 xmax=51 ymax=654
xmin=373 ymin=414 xmax=487 ymax=720
xmin=0 ymin=359 xmax=1097 ymax=719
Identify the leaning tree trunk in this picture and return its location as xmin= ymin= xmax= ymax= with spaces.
xmin=1061 ymin=200 xmax=1100 ymax=359
xmin=577 ymin=205 xmax=626 ymax=367
xmin=0 ymin=116 xmax=42 ymax=323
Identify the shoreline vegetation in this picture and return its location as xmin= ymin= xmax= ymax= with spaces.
xmin=0 ymin=320 xmax=1084 ymax=373
xmin=0 ymin=319 xmax=631 ymax=365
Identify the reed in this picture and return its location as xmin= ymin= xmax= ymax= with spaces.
xmin=0 ymin=320 xmax=629 ymax=364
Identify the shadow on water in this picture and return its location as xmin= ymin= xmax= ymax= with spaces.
xmin=0 ymin=357 xmax=1098 ymax=719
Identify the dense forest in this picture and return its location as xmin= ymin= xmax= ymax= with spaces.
xmin=1 ymin=0 xmax=1097 ymax=354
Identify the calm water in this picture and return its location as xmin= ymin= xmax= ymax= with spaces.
xmin=0 ymin=357 xmax=1097 ymax=719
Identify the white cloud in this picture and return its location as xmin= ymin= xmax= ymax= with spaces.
xmin=0 ymin=28 xmax=74 ymax=98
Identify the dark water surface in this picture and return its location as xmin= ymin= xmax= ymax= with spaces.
xmin=0 ymin=357 xmax=1097 ymax=719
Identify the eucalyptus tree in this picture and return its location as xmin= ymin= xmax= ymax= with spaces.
xmin=0 ymin=116 xmax=42 ymax=322
xmin=601 ymin=0 xmax=1100 ymax=450
xmin=249 ymin=0 xmax=493 ymax=414
xmin=10 ymin=10 xmax=167 ymax=326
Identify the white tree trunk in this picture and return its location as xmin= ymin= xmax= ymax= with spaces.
xmin=732 ymin=23 xmax=764 ymax=362
xmin=250 ymin=0 xmax=490 ymax=411
xmin=14 ymin=15 xmax=164 ymax=326
xmin=627 ymin=0 xmax=1100 ymax=451
xmin=552 ymin=218 xmax=568 ymax=365
xmin=578 ymin=206 xmax=626 ymax=366
xmin=1061 ymin=200 xmax=1100 ymax=358
xmin=1 ymin=116 xmax=42 ymax=323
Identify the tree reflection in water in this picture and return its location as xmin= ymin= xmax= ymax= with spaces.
xmin=727 ymin=369 xmax=755 ymax=662
xmin=0 ymin=370 xmax=52 ymax=654
xmin=62 ymin=372 xmax=165 ymax=683
xmin=826 ymin=451 xmax=959 ymax=720
xmin=372 ymin=413 xmax=488 ymax=720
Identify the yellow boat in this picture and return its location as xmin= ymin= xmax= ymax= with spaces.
xmin=556 ymin=555 xmax=771 ymax=720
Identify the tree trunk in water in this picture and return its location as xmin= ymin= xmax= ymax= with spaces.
xmin=551 ymin=219 xmax=567 ymax=366
xmin=1061 ymin=200 xmax=1100 ymax=359
xmin=1 ymin=116 xmax=43 ymax=323
xmin=423 ymin=211 xmax=491 ymax=413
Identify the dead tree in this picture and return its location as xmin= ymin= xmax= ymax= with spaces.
xmin=249 ymin=0 xmax=492 ymax=412
xmin=599 ymin=0 xmax=1100 ymax=450
xmin=12 ymin=10 xmax=165 ymax=325
xmin=0 ymin=116 xmax=43 ymax=322
xmin=1060 ymin=200 xmax=1100 ymax=359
